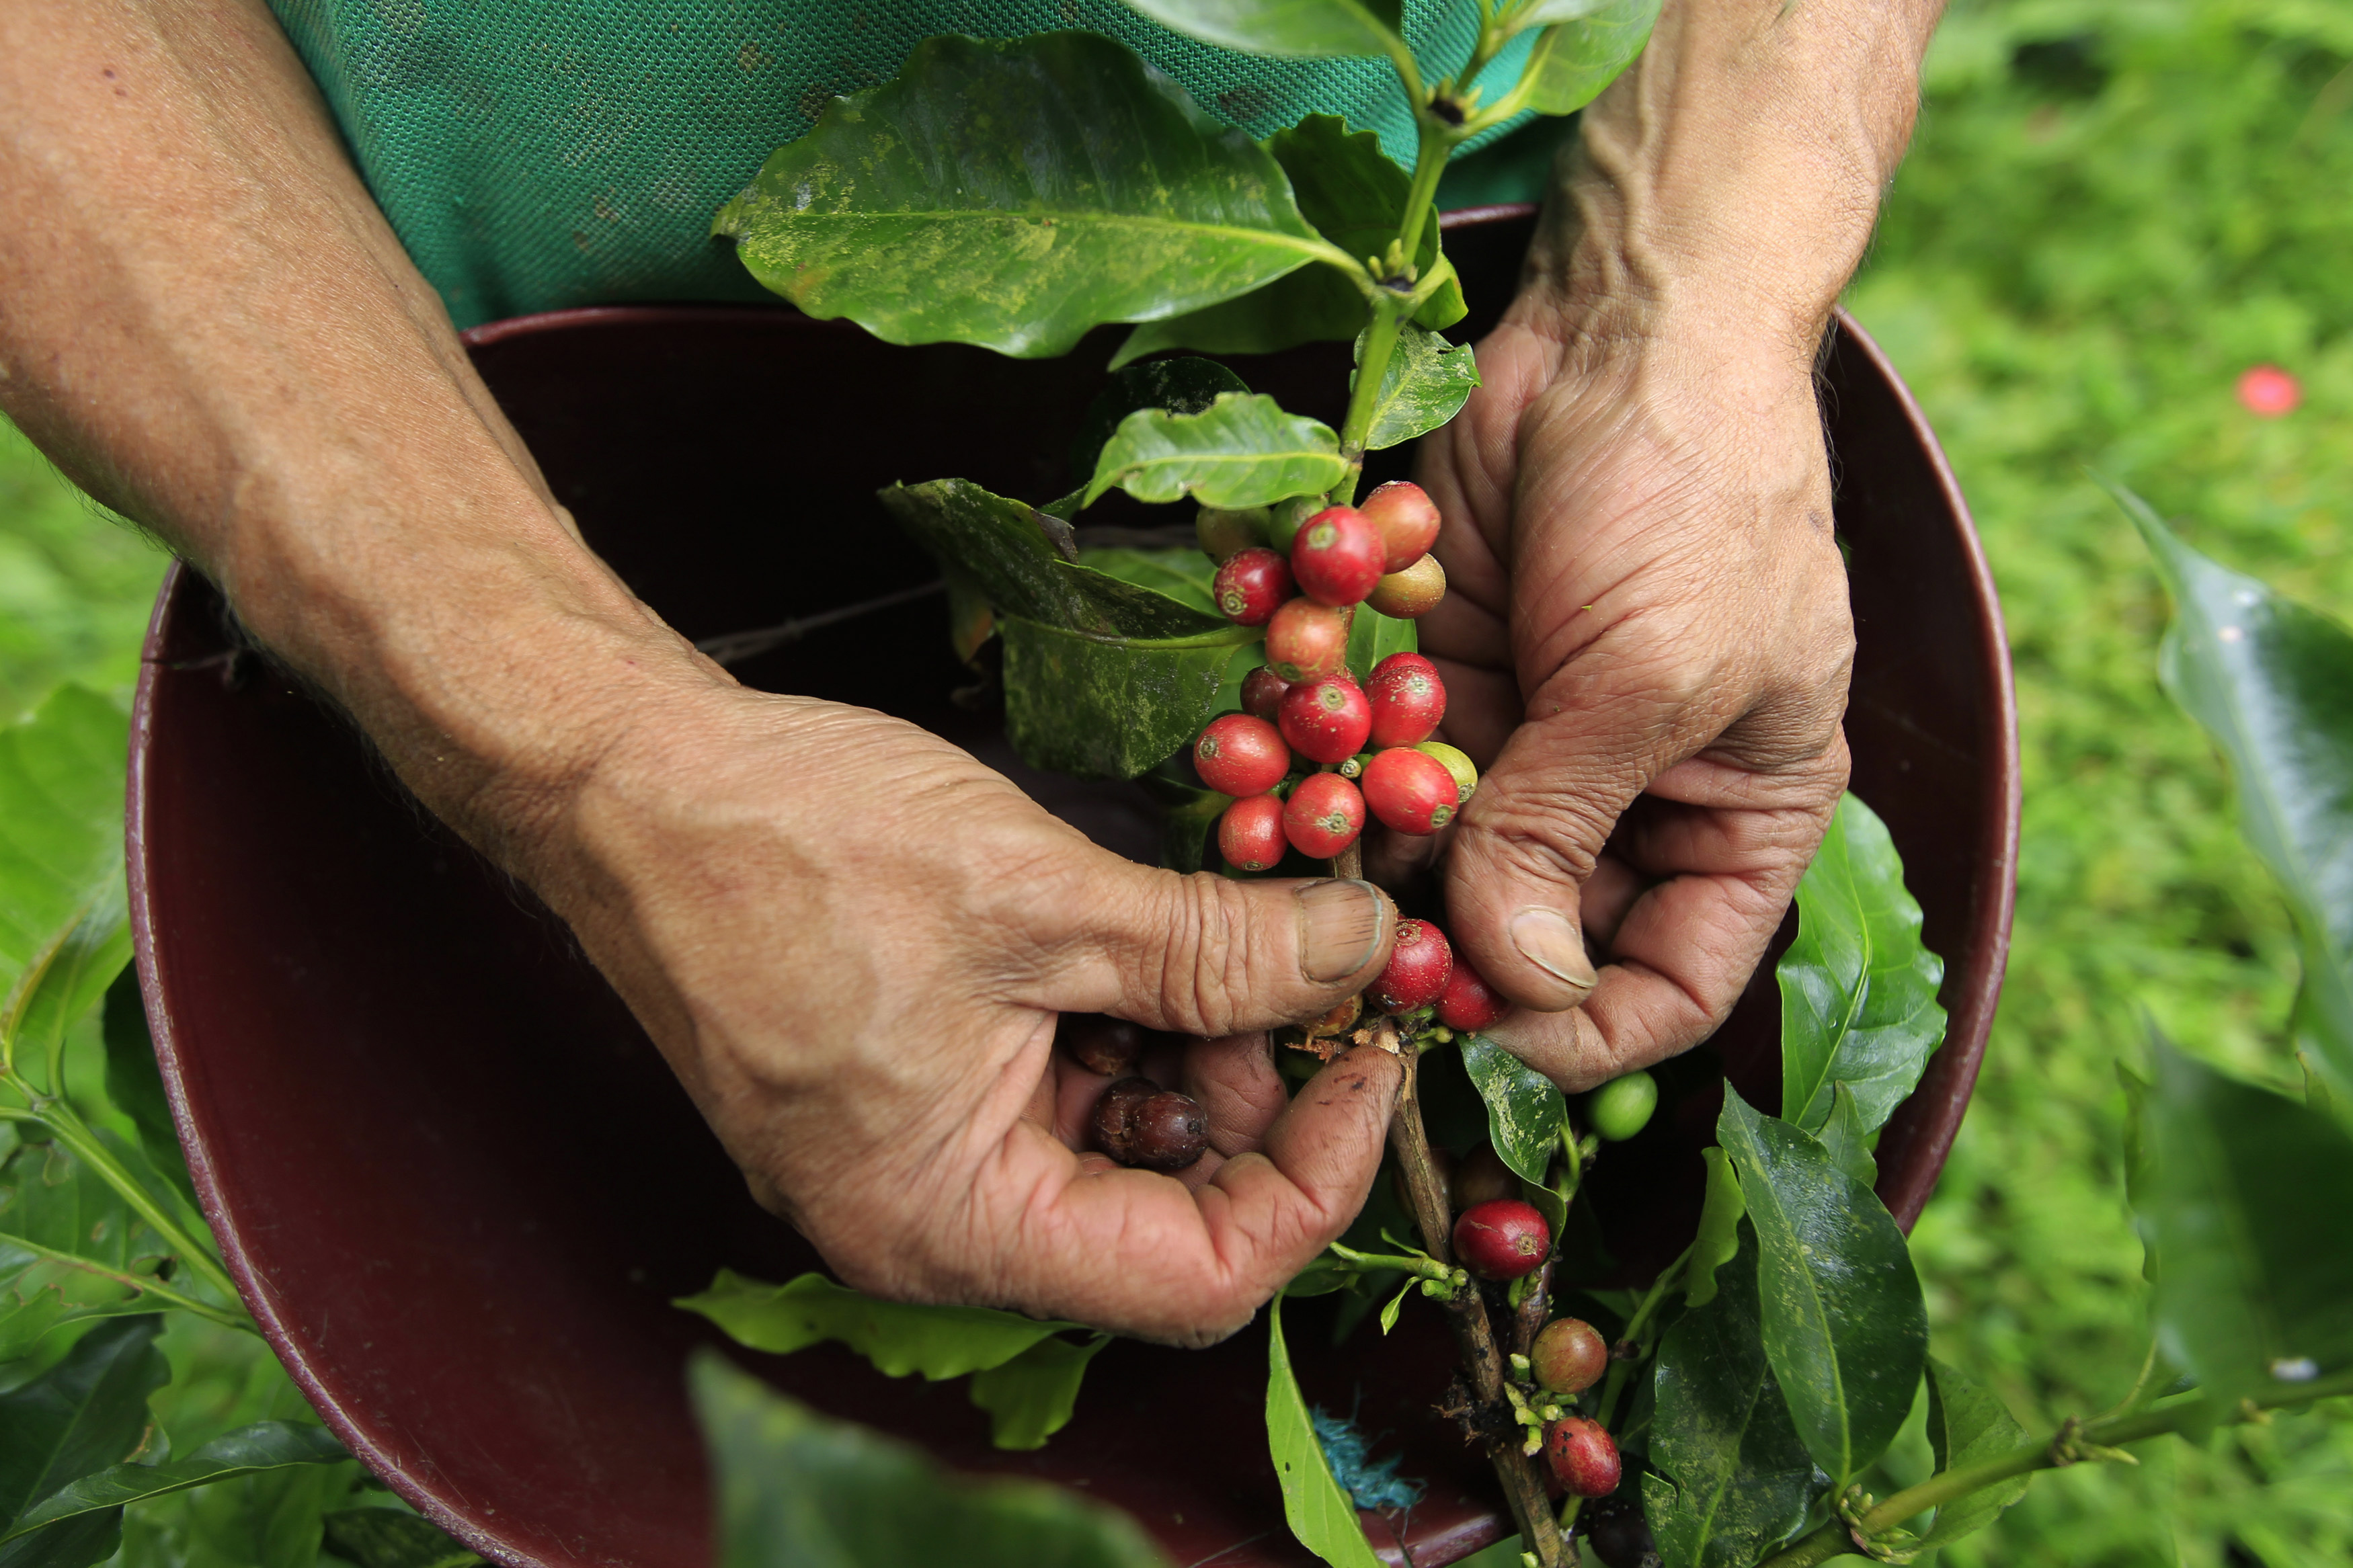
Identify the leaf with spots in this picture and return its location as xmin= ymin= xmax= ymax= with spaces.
xmin=1458 ymin=1034 xmax=1566 ymax=1185
xmin=1355 ymin=323 xmax=1479 ymax=452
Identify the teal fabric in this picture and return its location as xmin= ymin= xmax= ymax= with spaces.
xmin=267 ymin=0 xmax=1547 ymax=331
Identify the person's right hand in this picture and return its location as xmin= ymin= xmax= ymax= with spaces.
xmin=516 ymin=682 xmax=1402 ymax=1345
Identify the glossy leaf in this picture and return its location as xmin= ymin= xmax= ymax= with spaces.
xmin=0 ymin=1317 xmax=166 ymax=1568
xmin=2139 ymin=1042 xmax=2353 ymax=1415
xmin=1115 ymin=0 xmax=1405 ymax=60
xmin=320 ymin=1510 xmax=483 ymax=1568
xmin=1076 ymin=548 xmax=1220 ymax=619
xmin=99 ymin=976 xmax=195 ymax=1212
xmin=2 ymin=885 xmax=128 ymax=1093
xmin=2124 ymin=489 xmax=2353 ymax=1096
xmin=676 ymin=1270 xmax=1084 ymax=1381
xmin=1460 ymin=1034 xmax=1567 ymax=1185
xmin=0 ymin=688 xmax=130 ymax=1077
xmin=691 ymin=1352 xmax=1170 ymax=1568
xmin=713 ymin=33 xmax=1333 ymax=359
xmin=1645 ymin=1230 xmax=1817 ymax=1568
xmin=0 ymin=1140 xmax=181 ymax=1364
xmin=1343 ymin=605 xmax=1419 ymax=688
xmin=1816 ymin=1085 xmax=1877 ymax=1190
xmin=1718 ymin=1091 xmax=1926 ymax=1483
xmin=1684 ymin=1147 xmax=1746 ymax=1309
xmin=1521 ymin=0 xmax=1663 ymax=116
xmin=1110 ymin=115 xmax=1464 ymax=366
xmin=1915 ymin=1358 xmax=2029 ymax=1549
xmin=1002 ymin=619 xmax=1258 ymax=780
xmin=1070 ymin=360 xmax=1250 ymax=481
xmin=3 ymin=1423 xmax=344 ymax=1545
xmin=1777 ymin=793 xmax=1947 ymax=1139
xmin=1356 ymin=324 xmax=1479 ymax=452
xmin=1083 ymin=394 xmax=1351 ymax=510
xmin=138 ymin=1454 xmax=350 ymax=1568
xmin=968 ymin=1334 xmax=1111 ymax=1451
xmin=1266 ymin=1294 xmax=1383 ymax=1568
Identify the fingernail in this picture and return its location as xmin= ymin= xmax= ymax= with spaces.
xmin=1298 ymin=879 xmax=1389 ymax=983
xmin=1511 ymin=907 xmax=1597 ymax=997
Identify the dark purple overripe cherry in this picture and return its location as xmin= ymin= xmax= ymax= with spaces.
xmin=1193 ymin=713 xmax=1289 ymax=797
xmin=1360 ymin=480 xmax=1442 ymax=572
xmin=1240 ymin=665 xmax=1290 ymax=721
xmin=1583 ymin=1490 xmax=1661 ymax=1568
xmin=1094 ymin=1077 xmax=1208 ymax=1171
xmin=1265 ymin=597 xmax=1351 ymax=683
xmin=1278 ymin=675 xmax=1372 ymax=765
xmin=1453 ymin=1198 xmax=1550 ymax=1280
xmin=1282 ymin=772 xmax=1364 ymax=858
xmin=1449 ymin=1143 xmax=1517 ymax=1212
xmin=1055 ymin=1014 xmax=1149 ymax=1077
xmin=1289 ymin=507 xmax=1386 ymax=607
xmin=1361 ymin=747 xmax=1459 ymax=835
xmin=1214 ymin=547 xmax=1294 ymax=626
xmin=1545 ymin=1417 xmax=1622 ymax=1498
xmin=1531 ymin=1317 xmax=1609 ymax=1395
xmin=1218 ymin=793 xmax=1286 ymax=872
xmin=1370 ymin=918 xmax=1451 ymax=1013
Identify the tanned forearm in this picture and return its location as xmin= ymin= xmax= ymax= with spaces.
xmin=0 ymin=0 xmax=718 ymax=868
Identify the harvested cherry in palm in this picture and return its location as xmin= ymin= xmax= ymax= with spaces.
xmin=1289 ymin=506 xmax=1386 ymax=606
xmin=1218 ymin=793 xmax=1286 ymax=872
xmin=1368 ymin=552 xmax=1445 ymax=618
xmin=1371 ymin=917 xmax=1452 ymax=1012
xmin=1437 ymin=957 xmax=1510 ymax=1032
xmin=1214 ymin=547 xmax=1294 ymax=626
xmin=1283 ymin=772 xmax=1364 ymax=857
xmin=1544 ymin=1416 xmax=1621 ymax=1498
xmin=1279 ymin=674 xmax=1371 ymax=764
xmin=1265 ymin=597 xmax=1352 ymax=682
xmin=1055 ymin=1013 xmax=1150 ymax=1077
xmin=1240 ymin=665 xmax=1289 ymax=721
xmin=1362 ymin=746 xmax=1460 ymax=834
xmin=1193 ymin=713 xmax=1289 ymax=797
xmin=1531 ymin=1317 xmax=1609 ymax=1395
xmin=1366 ymin=651 xmax=1445 ymax=747
xmin=1359 ymin=480 xmax=1442 ymax=571
xmin=1094 ymin=1076 xmax=1209 ymax=1171
xmin=1453 ymin=1198 xmax=1550 ymax=1280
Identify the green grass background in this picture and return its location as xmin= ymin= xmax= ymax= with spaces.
xmin=5 ymin=0 xmax=2351 ymax=1559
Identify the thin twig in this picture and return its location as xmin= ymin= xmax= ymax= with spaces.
xmin=694 ymin=581 xmax=945 ymax=667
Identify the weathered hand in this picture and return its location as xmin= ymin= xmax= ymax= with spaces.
xmin=530 ymin=689 xmax=1400 ymax=1344
xmin=1409 ymin=298 xmax=1853 ymax=1089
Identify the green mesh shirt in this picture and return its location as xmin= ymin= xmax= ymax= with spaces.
xmin=266 ymin=0 xmax=1559 ymax=331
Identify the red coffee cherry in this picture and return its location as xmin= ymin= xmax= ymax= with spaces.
xmin=1289 ymin=507 xmax=1386 ymax=607
xmin=1544 ymin=1416 xmax=1622 ymax=1499
xmin=1366 ymin=652 xmax=1446 ymax=747
xmin=1214 ymin=547 xmax=1295 ymax=626
xmin=1370 ymin=918 xmax=1453 ymax=1013
xmin=1531 ymin=1317 xmax=1610 ymax=1395
xmin=1437 ymin=958 xmax=1510 ymax=1032
xmin=1094 ymin=1077 xmax=1209 ymax=1171
xmin=1283 ymin=772 xmax=1365 ymax=858
xmin=1359 ymin=481 xmax=1443 ymax=572
xmin=1278 ymin=675 xmax=1373 ymax=765
xmin=1367 ymin=553 xmax=1445 ymax=618
xmin=1240 ymin=665 xmax=1290 ymax=722
xmin=1195 ymin=505 xmax=1268 ymax=563
xmin=1193 ymin=713 xmax=1289 ymax=797
xmin=1453 ymin=1198 xmax=1550 ymax=1280
xmin=1218 ymin=793 xmax=1287 ymax=872
xmin=1265 ymin=598 xmax=1352 ymax=683
xmin=1361 ymin=747 xmax=1460 ymax=835
xmin=1414 ymin=741 xmax=1478 ymax=804
xmin=1449 ymin=1143 xmax=1518 ymax=1212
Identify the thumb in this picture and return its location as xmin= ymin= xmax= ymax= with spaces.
xmin=1033 ymin=858 xmax=1396 ymax=1038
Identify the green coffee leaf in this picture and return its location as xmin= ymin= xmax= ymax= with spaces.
xmin=691 ymin=1352 xmax=1170 ymax=1568
xmin=0 ymin=1316 xmax=166 ymax=1568
xmin=1076 ymin=548 xmax=1221 ymax=619
xmin=2122 ymin=486 xmax=2353 ymax=1098
xmin=1343 ymin=603 xmax=1418 ymax=686
xmin=138 ymin=1453 xmax=352 ymax=1568
xmin=1355 ymin=324 xmax=1479 ymax=452
xmin=1265 ymin=1294 xmax=1383 ymax=1568
xmin=1645 ymin=1230 xmax=1817 ymax=1568
xmin=1777 ymin=793 xmax=1947 ymax=1139
xmin=1913 ymin=1358 xmax=2029 ymax=1549
xmin=676 ymin=1270 xmax=1084 ymax=1381
xmin=1459 ymin=1034 xmax=1566 ymax=1185
xmin=1140 ymin=776 xmax=1230 ymax=873
xmin=1817 ymin=1085 xmax=1877 ymax=1190
xmin=0 ymin=1139 xmax=183 ymax=1364
xmin=1500 ymin=0 xmax=1612 ymax=34
xmin=1683 ymin=1147 xmax=1746 ymax=1308
xmin=1070 ymin=360 xmax=1251 ymax=481
xmin=1718 ymin=1091 xmax=1927 ymax=1483
xmin=1521 ymin=0 xmax=1662 ymax=116
xmin=1002 ymin=620 xmax=1259 ymax=780
xmin=714 ymin=32 xmax=1334 ymax=359
xmin=3 ymin=1423 xmax=345 ymax=1545
xmin=1111 ymin=115 xmax=1464 ymax=366
xmin=969 ymin=1334 xmax=1111 ymax=1451
xmin=2138 ymin=1042 xmax=2353 ymax=1417
xmin=1115 ymin=0 xmax=1405 ymax=61
xmin=0 ymin=687 xmax=130 ymax=1080
xmin=321 ymin=1509 xmax=484 ymax=1568
xmin=1082 ymin=394 xmax=1351 ymax=511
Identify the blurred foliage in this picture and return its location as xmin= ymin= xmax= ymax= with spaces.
xmin=1847 ymin=0 xmax=2353 ymax=1562
xmin=3 ymin=0 xmax=2351 ymax=1559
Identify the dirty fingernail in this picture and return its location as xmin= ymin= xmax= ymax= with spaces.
xmin=1298 ymin=879 xmax=1390 ymax=983
xmin=1510 ymin=907 xmax=1597 ymax=997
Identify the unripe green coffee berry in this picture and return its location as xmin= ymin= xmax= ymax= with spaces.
xmin=1587 ymin=1069 xmax=1659 ymax=1142
xmin=1413 ymin=741 xmax=1478 ymax=803
xmin=1267 ymin=495 xmax=1323 ymax=554
xmin=1196 ymin=505 xmax=1269 ymax=563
